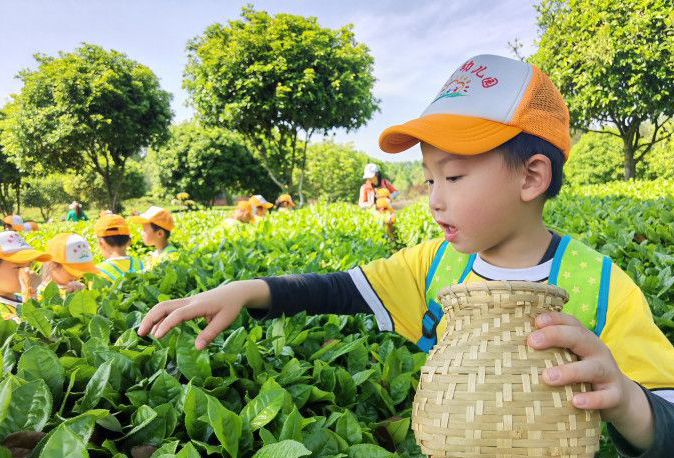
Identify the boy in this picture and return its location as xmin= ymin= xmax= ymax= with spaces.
xmin=275 ymin=194 xmax=296 ymax=211
xmin=94 ymin=213 xmax=143 ymax=282
xmin=0 ymin=231 xmax=51 ymax=322
xmin=138 ymin=55 xmax=674 ymax=456
xmin=129 ymin=206 xmax=178 ymax=270
xmin=249 ymin=195 xmax=274 ymax=218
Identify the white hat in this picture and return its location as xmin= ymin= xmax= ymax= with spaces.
xmin=363 ymin=163 xmax=379 ymax=179
xmin=69 ymin=201 xmax=80 ymax=210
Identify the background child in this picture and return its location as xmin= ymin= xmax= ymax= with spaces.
xmin=129 ymin=206 xmax=178 ymax=270
xmin=40 ymin=233 xmax=98 ymax=293
xmin=138 ymin=55 xmax=674 ymax=455
xmin=3 ymin=215 xmax=25 ymax=232
xmin=275 ymin=194 xmax=296 ymax=211
xmin=249 ymin=195 xmax=273 ymax=218
xmin=94 ymin=214 xmax=143 ymax=282
xmin=0 ymin=231 xmax=51 ymax=322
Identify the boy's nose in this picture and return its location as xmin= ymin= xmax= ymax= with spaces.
xmin=428 ymin=187 xmax=446 ymax=212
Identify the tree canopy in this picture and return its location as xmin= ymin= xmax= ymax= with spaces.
xmin=0 ymin=43 xmax=173 ymax=211
xmin=532 ymin=0 xmax=674 ymax=179
xmin=183 ymin=6 xmax=379 ymax=200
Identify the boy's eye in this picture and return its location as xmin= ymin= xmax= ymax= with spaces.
xmin=446 ymin=176 xmax=462 ymax=183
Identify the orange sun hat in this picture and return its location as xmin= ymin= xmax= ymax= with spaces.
xmin=249 ymin=195 xmax=274 ymax=209
xmin=0 ymin=231 xmax=51 ymax=263
xmin=94 ymin=214 xmax=130 ymax=238
xmin=3 ymin=215 xmax=25 ymax=232
xmin=129 ymin=206 xmax=175 ymax=231
xmin=46 ymin=233 xmax=99 ymax=278
xmin=276 ymin=194 xmax=296 ymax=207
xmin=379 ymin=54 xmax=570 ymax=160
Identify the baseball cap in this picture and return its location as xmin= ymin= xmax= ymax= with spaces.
xmin=363 ymin=163 xmax=379 ymax=179
xmin=379 ymin=54 xmax=570 ymax=159
xmin=129 ymin=206 xmax=175 ymax=231
xmin=0 ymin=231 xmax=51 ymax=263
xmin=249 ymin=195 xmax=273 ymax=209
xmin=3 ymin=215 xmax=25 ymax=232
xmin=46 ymin=233 xmax=99 ymax=278
xmin=94 ymin=214 xmax=130 ymax=238
xmin=276 ymin=194 xmax=296 ymax=207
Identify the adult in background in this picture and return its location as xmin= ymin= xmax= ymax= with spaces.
xmin=66 ymin=201 xmax=88 ymax=222
xmin=358 ymin=163 xmax=399 ymax=208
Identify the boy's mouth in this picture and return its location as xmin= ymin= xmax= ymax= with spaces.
xmin=436 ymin=221 xmax=458 ymax=242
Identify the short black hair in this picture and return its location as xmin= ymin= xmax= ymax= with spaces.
xmin=150 ymin=222 xmax=170 ymax=239
xmin=102 ymin=235 xmax=131 ymax=248
xmin=496 ymin=132 xmax=565 ymax=199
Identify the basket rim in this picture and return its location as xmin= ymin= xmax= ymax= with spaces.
xmin=437 ymin=280 xmax=569 ymax=301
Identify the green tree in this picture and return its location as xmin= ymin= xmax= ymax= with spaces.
xmin=183 ymin=6 xmax=379 ymax=202
xmin=63 ymin=159 xmax=148 ymax=211
xmin=0 ymin=43 xmax=172 ymax=212
xmin=148 ymin=123 xmax=278 ymax=206
xmin=22 ymin=175 xmax=70 ymax=221
xmin=0 ymin=116 xmax=20 ymax=215
xmin=299 ymin=141 xmax=381 ymax=203
xmin=532 ymin=0 xmax=674 ymax=180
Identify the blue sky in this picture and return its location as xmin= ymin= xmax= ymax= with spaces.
xmin=0 ymin=0 xmax=539 ymax=161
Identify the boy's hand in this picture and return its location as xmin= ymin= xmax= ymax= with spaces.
xmin=63 ymin=281 xmax=86 ymax=293
xmin=528 ymin=311 xmax=654 ymax=451
xmin=137 ymin=279 xmax=270 ymax=350
xmin=18 ymin=267 xmax=40 ymax=300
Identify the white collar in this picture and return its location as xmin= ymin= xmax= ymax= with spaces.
xmin=473 ymin=254 xmax=552 ymax=282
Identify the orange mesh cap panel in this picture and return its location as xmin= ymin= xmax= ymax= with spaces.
xmin=509 ymin=65 xmax=570 ymax=159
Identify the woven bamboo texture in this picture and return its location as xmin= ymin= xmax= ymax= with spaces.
xmin=411 ymin=281 xmax=600 ymax=457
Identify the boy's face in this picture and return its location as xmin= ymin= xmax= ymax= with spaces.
xmin=141 ymin=224 xmax=161 ymax=246
xmin=0 ymin=260 xmax=30 ymax=294
xmin=421 ymin=142 xmax=527 ymax=254
xmin=49 ymin=262 xmax=77 ymax=285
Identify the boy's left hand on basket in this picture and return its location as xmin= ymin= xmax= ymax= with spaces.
xmin=527 ymin=311 xmax=654 ymax=451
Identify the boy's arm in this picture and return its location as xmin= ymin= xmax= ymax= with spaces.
xmin=608 ymin=385 xmax=674 ymax=458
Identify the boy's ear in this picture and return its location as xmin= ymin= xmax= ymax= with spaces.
xmin=520 ymin=153 xmax=552 ymax=203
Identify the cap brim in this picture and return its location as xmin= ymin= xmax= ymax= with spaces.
xmin=62 ymin=262 xmax=99 ymax=278
xmin=379 ymin=114 xmax=522 ymax=155
xmin=261 ymin=203 xmax=273 ymax=208
xmin=0 ymin=250 xmax=51 ymax=263
xmin=128 ymin=216 xmax=150 ymax=225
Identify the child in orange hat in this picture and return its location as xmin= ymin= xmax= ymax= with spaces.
xmin=275 ymin=194 xmax=296 ymax=212
xmin=375 ymin=197 xmax=396 ymax=237
xmin=40 ymin=233 xmax=99 ymax=293
xmin=249 ymin=195 xmax=274 ymax=218
xmin=129 ymin=206 xmax=178 ymax=270
xmin=3 ymin=215 xmax=25 ymax=232
xmin=94 ymin=214 xmax=143 ymax=282
xmin=230 ymin=200 xmax=255 ymax=224
xmin=0 ymin=231 xmax=51 ymax=322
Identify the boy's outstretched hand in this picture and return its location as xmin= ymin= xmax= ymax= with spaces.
xmin=528 ymin=311 xmax=654 ymax=451
xmin=137 ymin=279 xmax=271 ymax=350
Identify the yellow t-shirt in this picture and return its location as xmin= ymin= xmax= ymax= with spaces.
xmin=353 ymin=238 xmax=674 ymax=391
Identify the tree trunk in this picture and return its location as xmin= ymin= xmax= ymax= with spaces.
xmin=15 ymin=183 xmax=21 ymax=214
xmin=622 ymin=141 xmax=636 ymax=181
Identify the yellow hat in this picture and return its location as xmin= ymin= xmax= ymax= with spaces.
xmin=129 ymin=206 xmax=175 ymax=231
xmin=249 ymin=195 xmax=273 ymax=209
xmin=3 ymin=215 xmax=25 ymax=232
xmin=379 ymin=54 xmax=570 ymax=160
xmin=23 ymin=222 xmax=39 ymax=232
xmin=94 ymin=214 xmax=130 ymax=237
xmin=276 ymin=194 xmax=295 ymax=207
xmin=46 ymin=233 xmax=99 ymax=278
xmin=0 ymin=231 xmax=51 ymax=263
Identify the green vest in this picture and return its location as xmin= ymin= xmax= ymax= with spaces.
xmin=97 ymin=257 xmax=144 ymax=282
xmin=418 ymin=235 xmax=612 ymax=353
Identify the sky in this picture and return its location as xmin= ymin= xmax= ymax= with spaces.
xmin=0 ymin=0 xmax=540 ymax=162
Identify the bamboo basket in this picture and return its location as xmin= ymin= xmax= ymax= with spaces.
xmin=411 ymin=281 xmax=600 ymax=457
